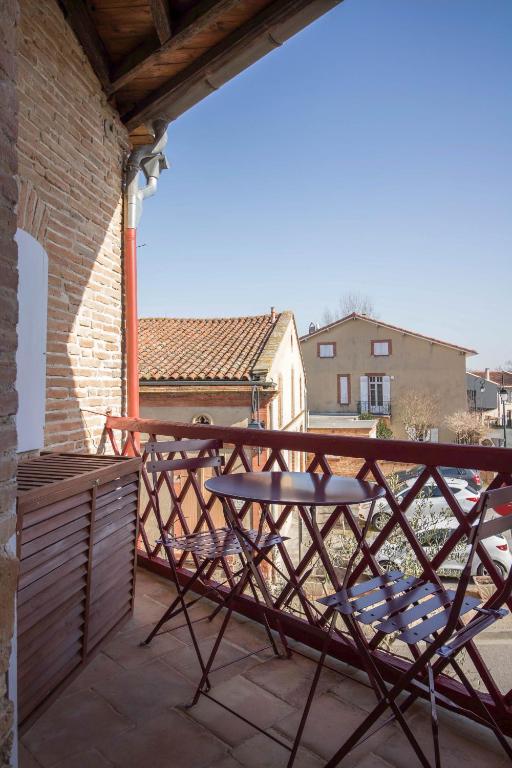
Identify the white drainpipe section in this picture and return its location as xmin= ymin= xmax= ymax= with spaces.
xmin=125 ymin=119 xmax=169 ymax=228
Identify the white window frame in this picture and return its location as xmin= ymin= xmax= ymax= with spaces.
xmin=318 ymin=343 xmax=335 ymax=358
xmin=373 ymin=341 xmax=390 ymax=356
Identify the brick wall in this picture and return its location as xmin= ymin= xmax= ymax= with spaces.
xmin=17 ymin=0 xmax=129 ymax=451
xmin=0 ymin=1 xmax=19 ymax=763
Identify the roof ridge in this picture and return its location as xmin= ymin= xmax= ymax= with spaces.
xmin=300 ymin=312 xmax=477 ymax=355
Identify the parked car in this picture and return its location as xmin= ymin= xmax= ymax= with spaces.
xmin=368 ymin=477 xmax=481 ymax=531
xmin=378 ymin=520 xmax=512 ymax=578
xmin=392 ymin=465 xmax=481 ymax=491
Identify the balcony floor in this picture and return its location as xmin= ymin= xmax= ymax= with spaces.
xmin=20 ymin=569 xmax=510 ymax=768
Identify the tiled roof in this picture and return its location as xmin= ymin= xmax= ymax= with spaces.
xmin=138 ymin=314 xmax=281 ymax=382
xmin=300 ymin=312 xmax=477 ymax=355
xmin=471 ymin=370 xmax=512 ymax=387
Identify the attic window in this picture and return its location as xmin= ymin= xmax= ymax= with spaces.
xmin=192 ymin=414 xmax=212 ymax=425
xmin=318 ymin=342 xmax=336 ymax=358
xmin=371 ymin=340 xmax=391 ymax=356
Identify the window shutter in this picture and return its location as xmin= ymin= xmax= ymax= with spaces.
xmin=382 ymin=375 xmax=391 ymax=402
xmin=16 ymin=229 xmax=48 ymax=453
xmin=339 ymin=376 xmax=349 ymax=405
xmin=360 ymin=375 xmax=368 ymax=405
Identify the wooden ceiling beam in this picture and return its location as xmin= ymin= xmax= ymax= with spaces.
xmin=108 ymin=0 xmax=241 ymax=96
xmin=59 ymin=0 xmax=111 ymax=91
xmin=150 ymin=0 xmax=173 ymax=45
xmin=122 ymin=0 xmax=341 ymax=130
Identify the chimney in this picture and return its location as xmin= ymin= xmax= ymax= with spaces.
xmin=270 ymin=307 xmax=277 ymax=323
xmin=485 ymin=368 xmax=491 ymax=381
xmin=309 ymin=322 xmax=317 ymax=334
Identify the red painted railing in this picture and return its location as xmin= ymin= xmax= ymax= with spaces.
xmin=105 ymin=415 xmax=512 ymax=733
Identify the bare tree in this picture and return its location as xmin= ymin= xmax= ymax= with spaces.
xmin=397 ymin=390 xmax=440 ymax=441
xmin=321 ymin=292 xmax=377 ymax=326
xmin=445 ymin=411 xmax=487 ymax=445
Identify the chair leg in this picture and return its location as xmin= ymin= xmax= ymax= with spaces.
xmin=449 ymin=656 xmax=512 ymax=762
xmin=287 ymin=613 xmax=336 ymax=768
xmin=427 ymin=663 xmax=441 ymax=768
xmin=142 ymin=558 xmax=209 ymax=645
xmin=323 ymin=646 xmax=436 ymax=768
xmin=187 ymin=559 xmax=255 ymax=707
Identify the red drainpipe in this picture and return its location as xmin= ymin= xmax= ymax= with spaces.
xmin=125 ymin=227 xmax=139 ymax=421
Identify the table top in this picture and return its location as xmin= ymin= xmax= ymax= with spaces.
xmin=205 ymin=471 xmax=385 ymax=507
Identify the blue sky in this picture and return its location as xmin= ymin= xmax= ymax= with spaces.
xmin=138 ymin=0 xmax=512 ymax=368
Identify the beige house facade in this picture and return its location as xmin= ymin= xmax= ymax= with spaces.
xmin=301 ymin=313 xmax=476 ymax=442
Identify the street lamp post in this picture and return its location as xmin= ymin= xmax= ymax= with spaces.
xmin=499 ymin=387 xmax=508 ymax=448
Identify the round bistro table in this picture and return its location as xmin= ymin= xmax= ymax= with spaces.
xmin=205 ymin=471 xmax=386 ymax=620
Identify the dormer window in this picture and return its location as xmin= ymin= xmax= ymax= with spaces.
xmin=318 ymin=342 xmax=336 ymax=358
xmin=371 ymin=340 xmax=391 ymax=356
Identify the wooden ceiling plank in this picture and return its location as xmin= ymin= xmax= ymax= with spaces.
xmin=108 ymin=0 xmax=242 ymax=95
xmin=122 ymin=0 xmax=316 ymax=128
xmin=150 ymin=0 xmax=173 ymax=44
xmin=60 ymin=0 xmax=112 ymax=90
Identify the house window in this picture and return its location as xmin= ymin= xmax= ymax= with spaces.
xmin=338 ymin=375 xmax=350 ymax=405
xmin=360 ymin=374 xmax=391 ymax=414
xmin=371 ymin=340 xmax=391 ymax=356
xmin=369 ymin=376 xmax=384 ymax=409
xmin=192 ymin=414 xmax=212 ymax=425
xmin=318 ymin=342 xmax=336 ymax=358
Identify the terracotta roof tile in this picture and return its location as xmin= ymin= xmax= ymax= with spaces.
xmin=139 ymin=315 xmax=280 ymax=382
xmin=471 ymin=370 xmax=512 ymax=387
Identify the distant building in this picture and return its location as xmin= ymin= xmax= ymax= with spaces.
xmin=139 ymin=308 xmax=306 ymax=449
xmin=468 ymin=369 xmax=512 ymax=427
xmin=301 ymin=313 xmax=476 ymax=442
xmin=138 ymin=309 xmax=306 ymax=538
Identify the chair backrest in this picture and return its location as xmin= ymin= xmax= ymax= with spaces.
xmin=145 ymin=438 xmax=224 ymax=540
xmin=145 ymin=438 xmax=223 ymax=478
xmin=442 ymin=483 xmax=512 ymax=638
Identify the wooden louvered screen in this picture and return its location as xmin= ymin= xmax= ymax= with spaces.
xmin=16 ymin=452 xmax=141 ymax=730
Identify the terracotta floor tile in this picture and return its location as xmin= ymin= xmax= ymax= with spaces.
xmin=18 ymin=743 xmax=42 ymax=768
xmin=275 ymin=692 xmax=397 ymax=768
xmin=65 ymin=652 xmax=124 ymax=695
xmin=161 ymin=636 xmax=264 ymax=687
xmin=376 ymin=707 xmax=510 ymax=768
xmin=21 ymin=690 xmax=133 ymax=767
xmin=102 ymin=620 xmax=185 ymax=669
xmin=232 ymin=732 xmax=324 ymax=768
xmin=243 ymin=651 xmax=337 ymax=707
xmin=98 ymin=709 xmax=227 ymax=768
xmin=92 ymin=657 xmax=194 ymax=721
xmin=186 ymin=675 xmax=295 ymax=746
xmin=52 ymin=748 xmax=115 ymax=767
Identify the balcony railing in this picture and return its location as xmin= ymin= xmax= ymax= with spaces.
xmin=358 ymin=400 xmax=392 ymax=416
xmin=105 ymin=415 xmax=512 ymax=735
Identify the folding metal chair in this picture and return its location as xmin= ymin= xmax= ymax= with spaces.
xmin=288 ymin=484 xmax=512 ymax=768
xmin=142 ymin=438 xmax=289 ymax=688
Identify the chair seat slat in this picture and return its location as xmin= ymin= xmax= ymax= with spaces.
xmin=398 ymin=594 xmax=482 ymax=644
xmin=317 ymin=571 xmax=404 ymax=608
xmin=358 ymin=581 xmax=439 ymax=625
xmin=375 ymin=589 xmax=456 ymax=634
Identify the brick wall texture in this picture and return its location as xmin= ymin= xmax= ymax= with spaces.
xmin=0 ymin=0 xmax=19 ymax=763
xmin=17 ymin=0 xmax=129 ymax=451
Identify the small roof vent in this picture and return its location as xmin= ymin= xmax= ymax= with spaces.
xmin=308 ymin=322 xmax=317 ymax=334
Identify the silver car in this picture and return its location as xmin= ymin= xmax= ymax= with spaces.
xmin=378 ymin=520 xmax=512 ymax=579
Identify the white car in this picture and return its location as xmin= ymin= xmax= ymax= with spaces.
xmin=378 ymin=520 xmax=512 ymax=579
xmin=369 ymin=477 xmax=481 ymax=532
